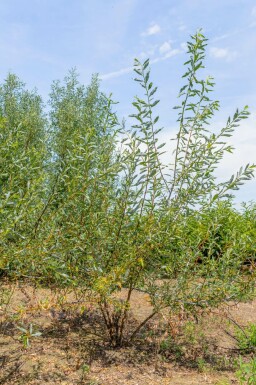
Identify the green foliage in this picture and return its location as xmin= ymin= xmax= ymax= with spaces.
xmin=0 ymin=286 xmax=13 ymax=313
xmin=0 ymin=31 xmax=255 ymax=347
xmin=42 ymin=71 xmax=120 ymax=284
xmin=0 ymin=74 xmax=48 ymax=277
xmin=177 ymin=201 xmax=256 ymax=272
xmin=236 ymin=357 xmax=256 ymax=385
xmin=17 ymin=323 xmax=42 ymax=348
xmin=236 ymin=323 xmax=256 ymax=353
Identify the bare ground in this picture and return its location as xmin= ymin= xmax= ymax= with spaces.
xmin=0 ymin=282 xmax=255 ymax=385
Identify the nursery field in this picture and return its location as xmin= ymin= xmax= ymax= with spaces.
xmin=0 ymin=281 xmax=256 ymax=385
xmin=0 ymin=31 xmax=256 ymax=384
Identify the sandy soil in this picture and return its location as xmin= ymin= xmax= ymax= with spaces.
xmin=0 ymin=282 xmax=255 ymax=385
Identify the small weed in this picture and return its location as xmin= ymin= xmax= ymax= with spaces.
xmin=196 ymin=357 xmax=209 ymax=373
xmin=213 ymin=355 xmax=235 ymax=372
xmin=182 ymin=320 xmax=209 ymax=358
xmin=17 ymin=323 xmax=42 ymax=348
xmin=236 ymin=356 xmax=256 ymax=385
xmin=183 ymin=321 xmax=198 ymax=344
xmin=159 ymin=336 xmax=172 ymax=351
xmin=81 ymin=363 xmax=90 ymax=376
xmin=235 ymin=323 xmax=256 ymax=353
xmin=159 ymin=336 xmax=183 ymax=360
xmin=37 ymin=296 xmax=52 ymax=310
xmin=77 ymin=363 xmax=95 ymax=384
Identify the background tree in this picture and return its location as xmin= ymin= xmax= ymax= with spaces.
xmin=31 ymin=71 xmax=120 ymax=283
xmin=0 ymin=74 xmax=47 ymax=276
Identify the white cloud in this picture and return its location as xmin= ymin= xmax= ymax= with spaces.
xmin=159 ymin=41 xmax=172 ymax=54
xmin=212 ymin=32 xmax=235 ymax=42
xmin=251 ymin=5 xmax=256 ymax=17
xmin=210 ymin=47 xmax=237 ymax=61
xmin=162 ymin=48 xmax=181 ymax=59
xmin=180 ymin=42 xmax=187 ymax=52
xmin=178 ymin=23 xmax=187 ymax=32
xmin=100 ymin=66 xmax=133 ymax=80
xmin=142 ymin=23 xmax=161 ymax=36
xmin=250 ymin=6 xmax=256 ymax=27
xmin=157 ymin=41 xmax=182 ymax=60
xmin=210 ymin=47 xmax=228 ymax=58
xmin=100 ymin=48 xmax=182 ymax=80
xmin=138 ymin=45 xmax=157 ymax=60
xmin=149 ymin=48 xmax=181 ymax=64
xmin=101 ymin=41 xmax=182 ymax=81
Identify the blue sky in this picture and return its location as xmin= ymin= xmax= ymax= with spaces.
xmin=0 ymin=0 xmax=255 ymax=204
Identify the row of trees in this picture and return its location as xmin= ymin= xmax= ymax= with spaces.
xmin=0 ymin=32 xmax=255 ymax=346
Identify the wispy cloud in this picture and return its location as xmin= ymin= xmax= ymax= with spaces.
xmin=157 ymin=41 xmax=182 ymax=61
xmin=178 ymin=23 xmax=187 ymax=32
xmin=250 ymin=5 xmax=256 ymax=27
xmin=153 ymin=48 xmax=181 ymax=61
xmin=100 ymin=66 xmax=133 ymax=80
xmin=210 ymin=47 xmax=237 ymax=61
xmin=212 ymin=32 xmax=236 ymax=42
xmin=141 ymin=23 xmax=161 ymax=36
xmin=138 ymin=44 xmax=158 ymax=60
xmin=211 ymin=24 xmax=256 ymax=42
xmin=180 ymin=42 xmax=188 ymax=51
xmin=159 ymin=41 xmax=172 ymax=54
xmin=101 ymin=42 xmax=182 ymax=81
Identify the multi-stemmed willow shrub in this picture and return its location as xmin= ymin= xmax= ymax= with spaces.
xmin=37 ymin=31 xmax=254 ymax=346
xmin=77 ymin=31 xmax=254 ymax=346
xmin=0 ymin=31 xmax=255 ymax=346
